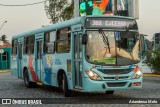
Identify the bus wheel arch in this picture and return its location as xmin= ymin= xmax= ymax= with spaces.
xmin=57 ymin=69 xmax=71 ymax=97
xmin=23 ymin=67 xmax=34 ymax=88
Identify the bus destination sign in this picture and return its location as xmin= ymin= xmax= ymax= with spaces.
xmin=85 ymin=18 xmax=138 ymax=29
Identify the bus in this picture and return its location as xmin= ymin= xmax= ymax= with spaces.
xmin=152 ymin=33 xmax=160 ymax=51
xmin=11 ymin=16 xmax=143 ymax=97
xmin=149 ymin=33 xmax=160 ymax=73
xmin=139 ymin=34 xmax=152 ymax=63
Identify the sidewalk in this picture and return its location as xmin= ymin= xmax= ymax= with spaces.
xmin=0 ymin=70 xmax=10 ymax=73
xmin=142 ymin=64 xmax=160 ymax=77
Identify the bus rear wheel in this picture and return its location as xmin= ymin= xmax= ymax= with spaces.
xmin=106 ymin=91 xmax=114 ymax=95
xmin=23 ymin=70 xmax=34 ymax=88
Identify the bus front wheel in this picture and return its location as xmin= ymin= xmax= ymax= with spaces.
xmin=63 ymin=73 xmax=71 ymax=97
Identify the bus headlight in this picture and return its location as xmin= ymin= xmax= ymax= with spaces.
xmin=132 ymin=70 xmax=142 ymax=79
xmin=85 ymin=70 xmax=102 ymax=80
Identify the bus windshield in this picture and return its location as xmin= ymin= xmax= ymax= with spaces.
xmin=85 ymin=30 xmax=140 ymax=66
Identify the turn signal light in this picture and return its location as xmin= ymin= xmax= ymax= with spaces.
xmin=132 ymin=82 xmax=141 ymax=86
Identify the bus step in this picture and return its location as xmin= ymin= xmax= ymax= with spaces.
xmin=36 ymin=82 xmax=43 ymax=86
xmin=72 ymin=88 xmax=82 ymax=92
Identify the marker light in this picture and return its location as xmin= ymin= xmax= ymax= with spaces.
xmin=132 ymin=66 xmax=142 ymax=79
xmin=85 ymin=70 xmax=102 ymax=80
xmin=132 ymin=82 xmax=141 ymax=86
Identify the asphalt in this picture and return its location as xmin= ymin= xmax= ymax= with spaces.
xmin=0 ymin=72 xmax=160 ymax=106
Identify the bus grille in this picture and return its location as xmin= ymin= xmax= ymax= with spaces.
xmin=107 ymin=82 xmax=127 ymax=87
xmin=103 ymin=76 xmax=129 ymax=80
xmin=98 ymin=68 xmax=133 ymax=75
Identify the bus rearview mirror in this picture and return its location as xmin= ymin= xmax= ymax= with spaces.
xmin=82 ymin=34 xmax=88 ymax=45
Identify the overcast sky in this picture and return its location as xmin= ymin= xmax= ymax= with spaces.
xmin=0 ymin=0 xmax=159 ymax=41
xmin=0 ymin=0 xmax=50 ymax=41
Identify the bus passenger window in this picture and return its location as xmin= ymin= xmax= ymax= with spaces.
xmin=12 ymin=40 xmax=18 ymax=55
xmin=24 ymin=36 xmax=35 ymax=55
xmin=44 ymin=31 xmax=56 ymax=53
xmin=155 ymin=38 xmax=159 ymax=44
xmin=56 ymin=27 xmax=71 ymax=53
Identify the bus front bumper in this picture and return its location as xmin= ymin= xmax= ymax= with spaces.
xmin=82 ymin=77 xmax=142 ymax=92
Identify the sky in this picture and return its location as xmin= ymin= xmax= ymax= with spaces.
xmin=137 ymin=0 xmax=160 ymax=40
xmin=0 ymin=0 xmax=50 ymax=41
xmin=0 ymin=0 xmax=160 ymax=41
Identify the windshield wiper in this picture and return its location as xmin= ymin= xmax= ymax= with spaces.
xmin=124 ymin=27 xmax=129 ymax=37
xmin=99 ymin=29 xmax=110 ymax=54
xmin=124 ymin=28 xmax=134 ymax=59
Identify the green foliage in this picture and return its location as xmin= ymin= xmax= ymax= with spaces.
xmin=0 ymin=35 xmax=8 ymax=42
xmin=145 ymin=49 xmax=160 ymax=74
xmin=61 ymin=0 xmax=74 ymax=21
xmin=79 ymin=9 xmax=85 ymax=14
xmin=44 ymin=0 xmax=74 ymax=24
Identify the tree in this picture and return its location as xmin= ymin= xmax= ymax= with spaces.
xmin=0 ymin=35 xmax=8 ymax=42
xmin=44 ymin=0 xmax=74 ymax=24
xmin=146 ymin=49 xmax=160 ymax=74
xmin=61 ymin=0 xmax=74 ymax=21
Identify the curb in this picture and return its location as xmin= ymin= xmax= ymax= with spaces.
xmin=143 ymin=74 xmax=160 ymax=77
xmin=0 ymin=70 xmax=11 ymax=73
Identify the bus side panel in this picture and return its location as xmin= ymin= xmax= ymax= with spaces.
xmin=41 ymin=54 xmax=59 ymax=86
xmin=54 ymin=53 xmax=73 ymax=89
xmin=28 ymin=54 xmax=37 ymax=82
xmin=11 ymin=55 xmax=18 ymax=77
xmin=41 ymin=54 xmax=53 ymax=85
xmin=41 ymin=53 xmax=73 ymax=88
xmin=22 ymin=55 xmax=37 ymax=82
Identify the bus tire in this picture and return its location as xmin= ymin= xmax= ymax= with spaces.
xmin=106 ymin=91 xmax=114 ymax=95
xmin=23 ymin=69 xmax=34 ymax=88
xmin=63 ymin=73 xmax=71 ymax=97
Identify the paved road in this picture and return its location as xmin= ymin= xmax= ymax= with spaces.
xmin=0 ymin=72 xmax=160 ymax=106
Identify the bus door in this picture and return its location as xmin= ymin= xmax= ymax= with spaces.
xmin=18 ymin=42 xmax=23 ymax=78
xmin=73 ymin=32 xmax=83 ymax=89
xmin=35 ymin=38 xmax=43 ymax=81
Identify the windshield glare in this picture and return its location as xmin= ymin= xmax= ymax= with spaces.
xmin=85 ymin=30 xmax=140 ymax=66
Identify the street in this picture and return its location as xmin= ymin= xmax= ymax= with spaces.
xmin=0 ymin=72 xmax=160 ymax=106
xmin=0 ymin=72 xmax=160 ymax=99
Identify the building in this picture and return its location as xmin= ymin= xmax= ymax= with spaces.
xmin=0 ymin=41 xmax=11 ymax=70
xmin=78 ymin=0 xmax=139 ymax=19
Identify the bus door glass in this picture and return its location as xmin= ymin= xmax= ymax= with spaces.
xmin=18 ymin=42 xmax=23 ymax=78
xmin=35 ymin=39 xmax=43 ymax=81
xmin=73 ymin=32 xmax=83 ymax=89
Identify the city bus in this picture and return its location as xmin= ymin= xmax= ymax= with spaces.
xmin=152 ymin=33 xmax=160 ymax=51
xmin=149 ymin=33 xmax=160 ymax=73
xmin=11 ymin=16 xmax=143 ymax=97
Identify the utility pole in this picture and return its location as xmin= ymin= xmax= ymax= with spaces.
xmin=127 ymin=0 xmax=139 ymax=19
xmin=74 ymin=0 xmax=80 ymax=18
xmin=113 ymin=0 xmax=117 ymax=15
